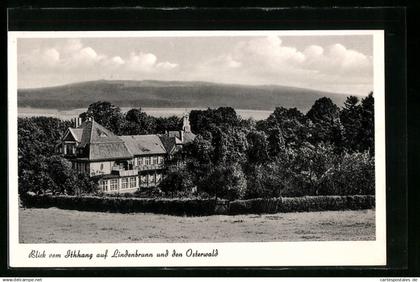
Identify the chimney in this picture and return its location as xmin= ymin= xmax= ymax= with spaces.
xmin=74 ymin=117 xmax=82 ymax=128
xmin=182 ymin=113 xmax=191 ymax=133
xmin=180 ymin=130 xmax=184 ymax=143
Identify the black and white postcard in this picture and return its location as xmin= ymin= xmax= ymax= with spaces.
xmin=8 ymin=30 xmax=386 ymax=267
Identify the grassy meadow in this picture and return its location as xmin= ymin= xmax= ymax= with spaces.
xmin=19 ymin=208 xmax=375 ymax=243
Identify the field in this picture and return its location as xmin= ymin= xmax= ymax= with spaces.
xmin=19 ymin=208 xmax=375 ymax=243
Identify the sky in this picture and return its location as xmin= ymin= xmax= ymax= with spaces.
xmin=17 ymin=35 xmax=373 ymax=95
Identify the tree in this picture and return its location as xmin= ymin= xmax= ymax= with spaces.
xmin=211 ymin=127 xmax=248 ymax=165
xmin=257 ymin=107 xmax=308 ymax=148
xmin=18 ymin=156 xmax=56 ymax=195
xmin=77 ymin=173 xmax=98 ymax=195
xmin=159 ymin=166 xmax=194 ymax=197
xmin=18 ymin=117 xmax=71 ymax=195
xmin=359 ymin=92 xmax=374 ymax=153
xmin=340 ymin=96 xmax=362 ymax=151
xmin=327 ymin=151 xmax=375 ymax=195
xmin=189 ymin=107 xmax=240 ymax=134
xmin=245 ymin=159 xmax=291 ymax=199
xmin=187 ymin=134 xmax=214 ymax=164
xmin=211 ymin=127 xmax=248 ymax=166
xmin=80 ymin=101 xmax=125 ymax=134
xmin=156 ymin=116 xmax=182 ymax=133
xmin=199 ymin=163 xmax=247 ymax=200
xmin=18 ymin=117 xmax=71 ymax=164
xmin=246 ymin=131 xmax=269 ymax=164
xmin=48 ymin=155 xmax=78 ymax=195
xmin=122 ymin=108 xmax=157 ymax=135
xmin=267 ymin=128 xmax=285 ymax=158
xmin=287 ymin=142 xmax=337 ymax=196
xmin=339 ymin=93 xmax=374 ymax=153
xmin=306 ymin=97 xmax=343 ymax=147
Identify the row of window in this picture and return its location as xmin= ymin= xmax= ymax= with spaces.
xmin=99 ymin=173 xmax=163 ymax=192
xmin=134 ymin=156 xmax=164 ymax=166
xmin=63 ymin=144 xmax=76 ymax=155
xmin=74 ymin=162 xmax=89 ymax=174
xmin=99 ymin=177 xmax=137 ymax=192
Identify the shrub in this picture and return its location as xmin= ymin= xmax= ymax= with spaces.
xmin=229 ymin=198 xmax=281 ymax=215
xmin=20 ymin=194 xmax=375 ymax=216
xmin=159 ymin=166 xmax=194 ymax=197
xmin=199 ymin=163 xmax=247 ymax=201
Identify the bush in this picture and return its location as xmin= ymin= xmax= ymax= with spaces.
xmin=279 ymin=195 xmax=375 ymax=212
xmin=159 ymin=166 xmax=194 ymax=197
xmin=199 ymin=163 xmax=247 ymax=201
xmin=229 ymin=198 xmax=281 ymax=215
xmin=21 ymin=194 xmax=218 ymax=216
xmin=20 ymin=194 xmax=375 ymax=216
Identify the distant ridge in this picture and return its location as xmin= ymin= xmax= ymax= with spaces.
xmin=18 ymin=80 xmax=361 ymax=111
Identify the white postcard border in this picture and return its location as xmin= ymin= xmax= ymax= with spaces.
xmin=8 ymin=30 xmax=386 ymax=268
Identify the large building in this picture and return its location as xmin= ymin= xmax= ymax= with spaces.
xmin=58 ymin=114 xmax=195 ymax=194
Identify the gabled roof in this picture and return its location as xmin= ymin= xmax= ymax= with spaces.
xmin=120 ymin=135 xmax=167 ymax=156
xmin=79 ymin=120 xmax=122 ymax=147
xmin=159 ymin=135 xmax=178 ymax=154
xmin=183 ymin=132 xmax=196 ymax=144
xmin=167 ymin=130 xmax=196 ymax=145
xmin=70 ymin=128 xmax=83 ymax=142
xmin=63 ymin=128 xmax=83 ymax=142
xmin=88 ymin=142 xmax=133 ymax=161
xmin=74 ymin=120 xmax=132 ymax=161
xmin=64 ymin=119 xmax=196 ymax=161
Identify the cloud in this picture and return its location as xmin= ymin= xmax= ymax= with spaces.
xmin=227 ymin=36 xmax=371 ymax=75
xmin=303 ymin=43 xmax=371 ymax=74
xmin=156 ymin=61 xmax=178 ymax=70
xmin=192 ymin=36 xmax=372 ymax=94
xmin=20 ymin=48 xmax=60 ymax=68
xmin=126 ymin=52 xmax=177 ymax=72
xmin=19 ymin=39 xmax=178 ymax=74
xmin=18 ymin=36 xmax=372 ymax=95
xmin=232 ymin=36 xmax=306 ymax=69
xmin=203 ymin=54 xmax=242 ymax=69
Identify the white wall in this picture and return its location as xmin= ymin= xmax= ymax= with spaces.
xmin=89 ymin=161 xmax=114 ymax=176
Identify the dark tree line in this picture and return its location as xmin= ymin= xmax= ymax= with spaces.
xmin=161 ymin=93 xmax=375 ymax=200
xmin=18 ymin=117 xmax=96 ymax=196
xmin=18 ymin=93 xmax=374 ymax=200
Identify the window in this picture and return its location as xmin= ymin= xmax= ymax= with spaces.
xmin=99 ymin=180 xmax=108 ymax=191
xmin=121 ymin=178 xmax=128 ymax=189
xmin=130 ymin=177 xmax=136 ymax=188
xmin=152 ymin=156 xmax=158 ymax=165
xmin=141 ymin=175 xmax=147 ymax=184
xmin=150 ymin=173 xmax=156 ymax=183
xmin=145 ymin=157 xmax=150 ymax=165
xmin=110 ymin=179 xmax=118 ymax=191
xmin=100 ymin=163 xmax=104 ymax=170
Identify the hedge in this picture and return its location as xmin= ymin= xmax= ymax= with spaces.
xmin=21 ymin=194 xmax=375 ymax=216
